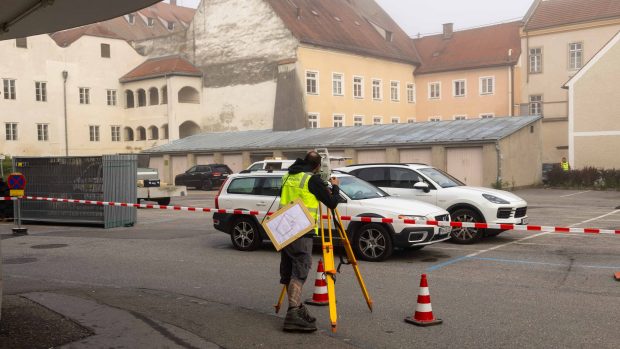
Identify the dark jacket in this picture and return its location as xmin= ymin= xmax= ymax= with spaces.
xmin=286 ymin=158 xmax=340 ymax=210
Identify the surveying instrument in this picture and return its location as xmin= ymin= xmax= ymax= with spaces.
xmin=274 ymin=149 xmax=373 ymax=333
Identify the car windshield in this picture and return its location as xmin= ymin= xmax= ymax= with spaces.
xmin=417 ymin=168 xmax=464 ymax=188
xmin=338 ymin=176 xmax=388 ymax=200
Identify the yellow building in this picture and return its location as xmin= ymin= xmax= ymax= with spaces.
xmin=412 ymin=22 xmax=522 ymax=121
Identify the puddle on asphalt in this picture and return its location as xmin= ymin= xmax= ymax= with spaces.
xmin=30 ymin=244 xmax=69 ymax=249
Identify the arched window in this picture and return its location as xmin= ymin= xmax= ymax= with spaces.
xmin=179 ymin=120 xmax=201 ymax=138
xmin=137 ymin=89 xmax=146 ymax=107
xmin=148 ymin=125 xmax=159 ymax=140
xmin=161 ymin=86 xmax=168 ymax=104
xmin=125 ymin=90 xmax=135 ymax=108
xmin=124 ymin=127 xmax=134 ymax=141
xmin=161 ymin=124 xmax=169 ymax=139
xmin=148 ymin=87 xmax=159 ymax=105
xmin=178 ymin=86 xmax=200 ymax=104
xmin=136 ymin=126 xmax=146 ymax=140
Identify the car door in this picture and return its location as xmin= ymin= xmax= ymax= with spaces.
xmin=221 ymin=176 xmax=265 ymax=217
xmin=256 ymin=176 xmax=282 ymax=221
xmin=388 ymin=168 xmax=438 ymax=205
xmin=179 ymin=166 xmax=198 ymax=187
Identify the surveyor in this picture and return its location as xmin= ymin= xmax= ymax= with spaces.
xmin=279 ymin=151 xmax=340 ymax=332
xmin=561 ymin=157 xmax=570 ymax=172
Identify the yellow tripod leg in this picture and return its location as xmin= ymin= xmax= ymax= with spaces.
xmin=320 ymin=206 xmax=338 ymax=332
xmin=333 ymin=208 xmax=373 ymax=312
xmin=274 ymin=285 xmax=287 ymax=313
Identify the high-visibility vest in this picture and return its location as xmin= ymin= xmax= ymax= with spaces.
xmin=280 ymin=172 xmax=319 ymax=235
xmin=561 ymin=161 xmax=570 ymax=172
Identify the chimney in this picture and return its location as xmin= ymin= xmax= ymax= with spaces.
xmin=171 ymin=0 xmax=177 ymax=6
xmin=442 ymin=23 xmax=453 ymax=39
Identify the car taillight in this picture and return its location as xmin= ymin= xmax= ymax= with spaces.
xmin=213 ymin=172 xmax=221 ymax=177
xmin=214 ymin=180 xmax=225 ymax=209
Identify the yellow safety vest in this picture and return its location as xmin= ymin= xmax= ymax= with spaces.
xmin=561 ymin=161 xmax=570 ymax=172
xmin=280 ymin=172 xmax=319 ymax=235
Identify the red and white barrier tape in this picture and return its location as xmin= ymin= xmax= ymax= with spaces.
xmin=2 ymin=196 xmax=619 ymax=235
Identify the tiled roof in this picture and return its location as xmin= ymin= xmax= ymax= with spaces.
xmin=144 ymin=116 xmax=541 ymax=154
xmin=120 ymin=56 xmax=202 ymax=83
xmin=525 ymin=0 xmax=620 ymax=31
xmin=412 ymin=21 xmax=521 ymax=75
xmin=265 ymin=0 xmax=420 ymax=64
xmin=50 ymin=2 xmax=195 ymax=46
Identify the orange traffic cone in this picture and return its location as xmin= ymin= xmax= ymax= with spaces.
xmin=405 ymin=273 xmax=443 ymax=326
xmin=305 ymin=259 xmax=329 ymax=306
xmin=614 ymin=272 xmax=620 ymax=281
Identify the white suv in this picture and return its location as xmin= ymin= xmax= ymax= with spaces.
xmin=338 ymin=164 xmax=528 ymax=244
xmin=243 ymin=160 xmax=295 ymax=172
xmin=213 ymin=172 xmax=451 ymax=261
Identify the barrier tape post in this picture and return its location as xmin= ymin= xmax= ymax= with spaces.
xmin=0 ymin=196 xmax=619 ymax=236
xmin=7 ymin=173 xmax=27 ymax=236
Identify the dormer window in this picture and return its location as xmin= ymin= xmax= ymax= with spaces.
xmin=167 ymin=21 xmax=175 ymax=30
xmin=385 ymin=31 xmax=393 ymax=42
xmin=147 ymin=17 xmax=154 ymax=27
xmin=127 ymin=13 xmax=135 ymax=24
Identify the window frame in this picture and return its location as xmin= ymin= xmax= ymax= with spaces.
xmin=479 ymin=76 xmax=495 ymax=95
xmin=79 ymin=87 xmax=91 ymax=105
xmin=111 ymin=125 xmax=121 ymax=142
xmin=529 ymin=95 xmax=543 ymax=116
xmin=332 ymin=72 xmax=344 ymax=96
xmin=35 ymin=81 xmax=47 ymax=102
xmin=428 ymin=81 xmax=441 ymax=100
xmin=390 ymin=80 xmax=400 ymax=102
xmin=106 ymin=89 xmax=117 ymax=106
xmin=480 ymin=113 xmax=495 ymax=119
xmin=353 ymin=115 xmax=364 ymax=126
xmin=37 ymin=123 xmax=49 ymax=141
xmin=406 ymin=83 xmax=416 ymax=103
xmin=452 ymin=79 xmax=466 ymax=97
xmin=372 ymin=78 xmax=382 ymax=100
xmin=307 ymin=113 xmax=319 ymax=128
xmin=89 ymin=125 xmax=100 ymax=142
xmin=305 ymin=70 xmax=319 ymax=95
xmin=568 ymin=42 xmax=583 ymax=70
xmin=5 ymin=122 xmax=18 ymax=141
xmin=333 ymin=114 xmax=345 ymax=127
xmin=429 ymin=116 xmax=442 ymax=122
xmin=453 ymin=115 xmax=467 ymax=120
xmin=407 ymin=118 xmax=416 ymax=124
xmin=391 ymin=116 xmax=400 ymax=124
xmin=372 ymin=116 xmax=383 ymax=125
xmin=529 ymin=47 xmax=543 ymax=74
xmin=100 ymin=43 xmax=111 ymax=58
xmin=353 ymin=75 xmax=364 ymax=99
xmin=3 ymin=79 xmax=16 ymax=100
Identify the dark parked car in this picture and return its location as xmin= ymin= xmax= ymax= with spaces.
xmin=174 ymin=164 xmax=232 ymax=190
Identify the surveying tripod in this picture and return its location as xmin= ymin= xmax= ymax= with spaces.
xmin=275 ymin=205 xmax=373 ymax=333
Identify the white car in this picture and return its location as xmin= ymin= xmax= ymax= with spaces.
xmin=338 ymin=164 xmax=528 ymax=244
xmin=243 ymin=159 xmax=295 ymax=172
xmin=213 ymin=172 xmax=451 ymax=261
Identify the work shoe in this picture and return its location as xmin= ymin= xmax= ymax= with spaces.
xmin=299 ymin=304 xmax=316 ymax=323
xmin=283 ymin=306 xmax=317 ymax=332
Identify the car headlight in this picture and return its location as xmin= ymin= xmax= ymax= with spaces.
xmin=482 ymin=193 xmax=510 ymax=204
xmin=398 ymin=215 xmax=425 ymax=221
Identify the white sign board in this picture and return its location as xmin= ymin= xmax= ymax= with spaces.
xmin=261 ymin=198 xmax=316 ymax=251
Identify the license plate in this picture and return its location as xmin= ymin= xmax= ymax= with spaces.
xmin=439 ymin=227 xmax=450 ymax=236
xmin=520 ymin=218 xmax=528 ymax=225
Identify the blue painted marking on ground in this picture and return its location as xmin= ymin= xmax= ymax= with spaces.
xmin=426 ymin=256 xmax=470 ymax=272
xmin=471 ymin=257 xmax=620 ymax=270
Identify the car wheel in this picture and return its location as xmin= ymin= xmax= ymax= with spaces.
xmin=156 ymin=197 xmax=171 ymax=206
xmin=450 ymin=208 xmax=484 ymax=244
xmin=230 ymin=216 xmax=262 ymax=251
xmin=201 ymin=180 xmax=213 ymax=191
xmin=353 ymin=223 xmax=393 ymax=262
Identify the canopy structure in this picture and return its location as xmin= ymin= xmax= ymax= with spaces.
xmin=0 ymin=0 xmax=160 ymax=40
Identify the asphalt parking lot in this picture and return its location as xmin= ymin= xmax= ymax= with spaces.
xmin=1 ymin=188 xmax=619 ymax=348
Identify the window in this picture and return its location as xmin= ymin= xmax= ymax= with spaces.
xmin=529 ymin=48 xmax=542 ymax=73
xmin=569 ymin=42 xmax=583 ymax=70
xmin=353 ymin=76 xmax=364 ymax=98
xmin=127 ymin=13 xmax=135 ymax=24
xmin=372 ymin=79 xmax=382 ymax=100
xmin=430 ymin=116 xmax=441 ymax=122
xmin=89 ymin=125 xmax=100 ymax=142
xmin=480 ymin=114 xmax=494 ymax=119
xmin=227 ymin=178 xmax=258 ymax=194
xmin=391 ymin=117 xmax=400 ymax=124
xmin=353 ymin=167 xmax=389 ymax=187
xmin=529 ymin=95 xmax=543 ymax=116
xmin=407 ymin=118 xmax=416 ymax=124
xmin=3 ymin=79 xmax=16 ymax=100
xmin=407 ymin=83 xmax=415 ymax=103
xmin=111 ymin=125 xmax=121 ymax=142
xmin=454 ymin=115 xmax=467 ymax=120
xmin=107 ymin=89 xmax=117 ymax=106
xmin=390 ymin=81 xmax=400 ymax=101
xmin=307 ymin=113 xmax=319 ymax=128
xmin=332 ymin=73 xmax=343 ymax=96
xmin=480 ymin=77 xmax=494 ymax=95
xmin=35 ymin=81 xmax=47 ymax=102
xmin=79 ymin=87 xmax=90 ymax=104
xmin=333 ymin=114 xmax=344 ymax=127
xmin=5 ymin=123 xmax=17 ymax=141
xmin=37 ymin=124 xmax=49 ymax=141
xmin=147 ymin=17 xmax=155 ymax=27
xmin=306 ymin=71 xmax=318 ymax=95
xmin=389 ymin=168 xmax=421 ymax=189
xmin=15 ymin=38 xmax=27 ymax=48
xmin=101 ymin=43 xmax=110 ymax=58
xmin=354 ymin=115 xmax=364 ymax=126
xmin=167 ymin=21 xmax=175 ymax=30
xmin=429 ymin=82 xmax=440 ymax=99
xmin=453 ymin=80 xmax=466 ymax=97
xmin=373 ymin=116 xmax=382 ymax=125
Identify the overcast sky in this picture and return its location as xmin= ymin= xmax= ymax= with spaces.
xmin=171 ymin=0 xmax=534 ymax=37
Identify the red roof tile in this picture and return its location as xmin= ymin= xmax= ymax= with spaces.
xmin=120 ymin=55 xmax=202 ymax=82
xmin=525 ymin=0 xmax=620 ymax=31
xmin=265 ymin=0 xmax=420 ymax=64
xmin=413 ymin=21 xmax=521 ymax=75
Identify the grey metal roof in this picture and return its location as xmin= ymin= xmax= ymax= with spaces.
xmin=144 ymin=115 xmax=542 ymax=154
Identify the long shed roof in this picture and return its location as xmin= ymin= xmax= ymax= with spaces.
xmin=145 ymin=116 xmax=541 ymax=154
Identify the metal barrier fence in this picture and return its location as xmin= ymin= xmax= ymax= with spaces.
xmin=13 ymin=155 xmax=137 ymax=228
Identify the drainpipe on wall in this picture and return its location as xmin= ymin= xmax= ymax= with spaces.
xmin=495 ymin=141 xmax=502 ymax=187
xmin=508 ymin=49 xmax=514 ymax=117
xmin=62 ymin=70 xmax=69 ymax=156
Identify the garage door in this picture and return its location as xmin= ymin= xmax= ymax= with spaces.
xmin=328 ymin=150 xmax=346 ymax=169
xmin=223 ymin=153 xmax=243 ymax=173
xmin=171 ymin=156 xmax=188 ymax=184
xmin=196 ymin=154 xmax=214 ymax=165
xmin=399 ymin=148 xmax=432 ymax=165
xmin=357 ymin=149 xmax=386 ymax=164
xmin=447 ymin=147 xmax=483 ymax=186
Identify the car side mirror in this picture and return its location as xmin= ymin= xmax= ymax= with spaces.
xmin=413 ymin=182 xmax=430 ymax=193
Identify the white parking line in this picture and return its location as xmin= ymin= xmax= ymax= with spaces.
xmin=572 ymin=209 xmax=620 ymax=226
xmin=559 ymin=190 xmax=591 ymax=197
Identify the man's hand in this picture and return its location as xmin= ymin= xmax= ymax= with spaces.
xmin=329 ymin=177 xmax=340 ymax=186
